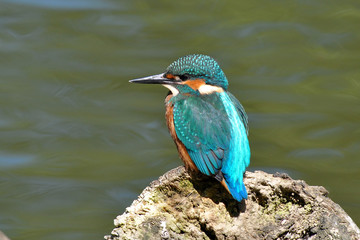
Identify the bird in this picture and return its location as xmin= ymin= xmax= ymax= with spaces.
xmin=130 ymin=54 xmax=250 ymax=202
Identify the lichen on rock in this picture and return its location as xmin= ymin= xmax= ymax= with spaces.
xmin=105 ymin=166 xmax=360 ymax=240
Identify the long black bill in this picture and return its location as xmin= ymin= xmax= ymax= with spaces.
xmin=129 ymin=73 xmax=177 ymax=85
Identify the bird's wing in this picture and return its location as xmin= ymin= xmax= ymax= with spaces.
xmin=227 ymin=92 xmax=249 ymax=135
xmin=172 ymin=93 xmax=232 ymax=176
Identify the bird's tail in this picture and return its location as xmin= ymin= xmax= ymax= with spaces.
xmin=221 ymin=178 xmax=247 ymax=202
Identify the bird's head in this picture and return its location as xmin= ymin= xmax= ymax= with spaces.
xmin=130 ymin=54 xmax=228 ymax=95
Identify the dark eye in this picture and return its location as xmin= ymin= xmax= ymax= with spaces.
xmin=179 ymin=74 xmax=189 ymax=81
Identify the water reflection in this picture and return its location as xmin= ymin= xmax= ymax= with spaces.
xmin=3 ymin=0 xmax=116 ymax=10
xmin=0 ymin=153 xmax=34 ymax=169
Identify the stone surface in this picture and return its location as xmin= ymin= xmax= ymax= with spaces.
xmin=105 ymin=166 xmax=360 ymax=240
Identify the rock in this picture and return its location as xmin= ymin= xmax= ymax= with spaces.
xmin=105 ymin=166 xmax=360 ymax=240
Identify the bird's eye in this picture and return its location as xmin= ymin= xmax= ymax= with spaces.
xmin=179 ymin=75 xmax=189 ymax=81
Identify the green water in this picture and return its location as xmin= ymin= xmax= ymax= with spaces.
xmin=0 ymin=0 xmax=359 ymax=239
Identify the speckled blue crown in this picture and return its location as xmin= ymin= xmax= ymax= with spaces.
xmin=166 ymin=54 xmax=229 ymax=90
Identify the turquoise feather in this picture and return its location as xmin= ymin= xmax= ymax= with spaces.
xmin=171 ymin=91 xmax=250 ymax=201
xmin=219 ymin=92 xmax=250 ymax=201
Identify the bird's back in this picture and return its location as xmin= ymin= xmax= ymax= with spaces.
xmin=165 ymin=91 xmax=250 ymax=201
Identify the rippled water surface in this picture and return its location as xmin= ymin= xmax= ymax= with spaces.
xmin=0 ymin=0 xmax=359 ymax=239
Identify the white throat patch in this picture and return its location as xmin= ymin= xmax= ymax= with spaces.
xmin=163 ymin=84 xmax=179 ymax=96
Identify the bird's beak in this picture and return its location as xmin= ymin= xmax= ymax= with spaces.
xmin=129 ymin=73 xmax=178 ymax=85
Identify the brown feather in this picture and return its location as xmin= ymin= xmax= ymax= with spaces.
xmin=182 ymin=79 xmax=205 ymax=90
xmin=220 ymin=179 xmax=231 ymax=194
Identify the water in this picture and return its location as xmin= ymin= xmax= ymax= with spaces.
xmin=0 ymin=0 xmax=359 ymax=239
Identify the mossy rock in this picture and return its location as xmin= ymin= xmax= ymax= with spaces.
xmin=105 ymin=166 xmax=360 ymax=240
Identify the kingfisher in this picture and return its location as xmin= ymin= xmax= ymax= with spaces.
xmin=130 ymin=54 xmax=250 ymax=202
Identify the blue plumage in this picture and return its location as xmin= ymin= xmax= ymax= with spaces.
xmin=130 ymin=54 xmax=251 ymax=202
xmin=219 ymin=92 xmax=250 ymax=201
xmin=172 ymin=91 xmax=250 ymax=201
